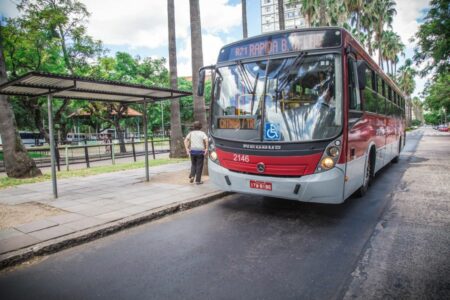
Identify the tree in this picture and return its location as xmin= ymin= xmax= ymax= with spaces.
xmin=3 ymin=0 xmax=103 ymax=145
xmin=397 ymin=59 xmax=417 ymax=126
xmin=278 ymin=0 xmax=285 ymax=30
xmin=423 ymin=72 xmax=450 ymax=124
xmin=242 ymin=0 xmax=248 ymax=38
xmin=0 ymin=25 xmax=41 ymax=178
xmin=167 ymin=0 xmax=185 ymax=158
xmin=372 ymin=0 xmax=396 ymax=68
xmin=413 ymin=0 xmax=450 ymax=77
xmin=345 ymin=0 xmax=364 ymax=32
xmin=294 ymin=0 xmax=317 ymax=27
xmin=189 ymin=0 xmax=207 ymax=127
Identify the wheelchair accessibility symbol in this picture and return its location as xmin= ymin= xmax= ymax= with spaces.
xmin=264 ymin=123 xmax=281 ymax=141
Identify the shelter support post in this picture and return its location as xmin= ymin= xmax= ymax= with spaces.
xmin=143 ymin=99 xmax=149 ymax=182
xmin=47 ymin=94 xmax=58 ymax=198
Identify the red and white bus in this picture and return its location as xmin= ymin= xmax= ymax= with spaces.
xmin=198 ymin=27 xmax=406 ymax=204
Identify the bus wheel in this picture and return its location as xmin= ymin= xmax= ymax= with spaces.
xmin=357 ymin=154 xmax=372 ymax=197
xmin=392 ymin=139 xmax=401 ymax=163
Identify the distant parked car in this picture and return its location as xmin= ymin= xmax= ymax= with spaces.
xmin=437 ymin=125 xmax=449 ymax=132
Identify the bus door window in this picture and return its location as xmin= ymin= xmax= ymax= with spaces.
xmin=348 ymin=57 xmax=361 ymax=112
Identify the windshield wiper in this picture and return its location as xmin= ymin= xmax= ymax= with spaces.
xmin=236 ymin=60 xmax=253 ymax=94
xmin=250 ymin=72 xmax=259 ymax=114
xmin=275 ymin=51 xmax=307 ymax=95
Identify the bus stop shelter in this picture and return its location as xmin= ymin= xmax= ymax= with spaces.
xmin=0 ymin=71 xmax=192 ymax=198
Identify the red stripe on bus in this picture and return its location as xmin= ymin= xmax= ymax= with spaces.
xmin=216 ymin=148 xmax=322 ymax=176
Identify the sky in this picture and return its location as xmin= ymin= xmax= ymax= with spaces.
xmin=0 ymin=0 xmax=430 ymax=98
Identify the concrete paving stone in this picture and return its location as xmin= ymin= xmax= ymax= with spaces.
xmin=0 ymin=228 xmax=23 ymax=241
xmin=119 ymin=205 xmax=151 ymax=215
xmin=0 ymin=234 xmax=41 ymax=254
xmin=95 ymin=210 xmax=132 ymax=221
xmin=49 ymin=200 xmax=84 ymax=209
xmin=76 ymin=205 xmax=118 ymax=217
xmin=64 ymin=217 xmax=105 ymax=231
xmin=28 ymin=225 xmax=76 ymax=241
xmin=45 ymin=213 xmax=85 ymax=225
xmin=15 ymin=219 xmax=59 ymax=234
xmin=64 ymin=203 xmax=103 ymax=213
xmin=126 ymin=196 xmax=162 ymax=205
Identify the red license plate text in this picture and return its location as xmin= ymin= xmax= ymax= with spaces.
xmin=250 ymin=180 xmax=272 ymax=191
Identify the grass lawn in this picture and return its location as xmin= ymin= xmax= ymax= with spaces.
xmin=0 ymin=158 xmax=187 ymax=190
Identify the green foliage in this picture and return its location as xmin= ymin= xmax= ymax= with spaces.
xmin=413 ymin=0 xmax=450 ymax=77
xmin=424 ymin=111 xmax=441 ymax=125
xmin=411 ymin=119 xmax=421 ymax=126
xmin=423 ymin=72 xmax=450 ymax=114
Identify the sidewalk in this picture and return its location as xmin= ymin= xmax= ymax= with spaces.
xmin=0 ymin=161 xmax=226 ymax=269
xmin=343 ymin=127 xmax=450 ymax=299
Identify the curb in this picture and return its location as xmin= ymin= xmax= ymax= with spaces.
xmin=0 ymin=191 xmax=230 ymax=271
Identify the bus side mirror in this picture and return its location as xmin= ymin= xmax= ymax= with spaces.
xmin=357 ymin=60 xmax=366 ymax=90
xmin=197 ymin=68 xmax=206 ymax=97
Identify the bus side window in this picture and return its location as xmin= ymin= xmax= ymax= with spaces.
xmin=348 ymin=58 xmax=361 ymax=111
xmin=364 ymin=67 xmax=377 ymax=113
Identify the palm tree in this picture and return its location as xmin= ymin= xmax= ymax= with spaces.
xmin=242 ymin=0 xmax=248 ymax=38
xmin=0 ymin=32 xmax=41 ymax=178
xmin=318 ymin=0 xmax=327 ymax=26
xmin=278 ymin=0 xmax=285 ymax=30
xmin=345 ymin=0 xmax=365 ymax=32
xmin=167 ymin=0 xmax=185 ymax=158
xmin=296 ymin=0 xmax=317 ymax=27
xmin=189 ymin=0 xmax=207 ymax=127
xmin=361 ymin=2 xmax=375 ymax=56
xmin=398 ymin=59 xmax=417 ymax=126
xmin=372 ymin=0 xmax=397 ymax=68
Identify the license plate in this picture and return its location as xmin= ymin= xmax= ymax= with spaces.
xmin=250 ymin=180 xmax=272 ymax=191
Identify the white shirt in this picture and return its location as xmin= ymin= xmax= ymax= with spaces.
xmin=186 ymin=130 xmax=208 ymax=150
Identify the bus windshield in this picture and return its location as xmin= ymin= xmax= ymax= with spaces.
xmin=211 ymin=53 xmax=342 ymax=142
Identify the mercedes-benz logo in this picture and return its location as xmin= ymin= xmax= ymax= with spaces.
xmin=257 ymin=162 xmax=265 ymax=173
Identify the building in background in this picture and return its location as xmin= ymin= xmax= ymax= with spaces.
xmin=261 ymin=0 xmax=306 ymax=33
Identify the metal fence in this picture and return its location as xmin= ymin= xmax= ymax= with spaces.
xmin=0 ymin=138 xmax=171 ymax=172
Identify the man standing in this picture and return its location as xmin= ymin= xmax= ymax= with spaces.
xmin=184 ymin=121 xmax=208 ymax=184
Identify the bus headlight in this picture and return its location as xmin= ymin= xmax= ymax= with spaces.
xmin=320 ymin=157 xmax=335 ymax=169
xmin=209 ymin=150 xmax=218 ymax=162
xmin=327 ymin=146 xmax=340 ymax=157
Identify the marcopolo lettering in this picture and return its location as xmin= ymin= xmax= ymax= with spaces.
xmin=242 ymin=144 xmax=282 ymax=150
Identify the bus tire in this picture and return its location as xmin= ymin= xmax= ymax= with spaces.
xmin=357 ymin=148 xmax=375 ymax=197
xmin=392 ymin=138 xmax=401 ymax=163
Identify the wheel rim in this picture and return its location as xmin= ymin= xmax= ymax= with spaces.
xmin=364 ymin=159 xmax=371 ymax=188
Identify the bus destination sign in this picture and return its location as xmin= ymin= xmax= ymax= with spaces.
xmin=218 ymin=30 xmax=341 ymax=62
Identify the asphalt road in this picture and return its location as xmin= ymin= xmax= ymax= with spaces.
xmin=0 ymin=131 xmax=424 ymax=300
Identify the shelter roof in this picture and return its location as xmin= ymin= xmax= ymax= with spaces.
xmin=68 ymin=107 xmax=143 ymax=118
xmin=0 ymin=72 xmax=191 ymax=102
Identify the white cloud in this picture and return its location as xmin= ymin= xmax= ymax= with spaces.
xmin=393 ymin=0 xmax=429 ymax=47
xmin=83 ymin=0 xmax=240 ymax=49
xmin=82 ymin=0 xmax=241 ymax=76
xmin=392 ymin=0 xmax=429 ymax=98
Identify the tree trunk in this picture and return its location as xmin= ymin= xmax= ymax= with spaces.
xmin=242 ymin=0 xmax=248 ymax=38
xmin=278 ymin=0 xmax=285 ymax=30
xmin=189 ymin=0 xmax=208 ymax=175
xmin=189 ymin=0 xmax=207 ymax=127
xmin=319 ymin=0 xmax=326 ymax=26
xmin=0 ymin=36 xmax=41 ymax=178
xmin=167 ymin=0 xmax=186 ymax=158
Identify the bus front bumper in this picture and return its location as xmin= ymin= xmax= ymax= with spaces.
xmin=208 ymin=160 xmax=345 ymax=204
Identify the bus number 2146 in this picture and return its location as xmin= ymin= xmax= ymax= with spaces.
xmin=233 ymin=154 xmax=250 ymax=163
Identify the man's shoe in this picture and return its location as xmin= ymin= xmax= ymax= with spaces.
xmin=189 ymin=177 xmax=194 ymax=183
xmin=196 ymin=181 xmax=203 ymax=185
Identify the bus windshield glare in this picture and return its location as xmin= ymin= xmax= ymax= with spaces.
xmin=211 ymin=53 xmax=342 ymax=142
